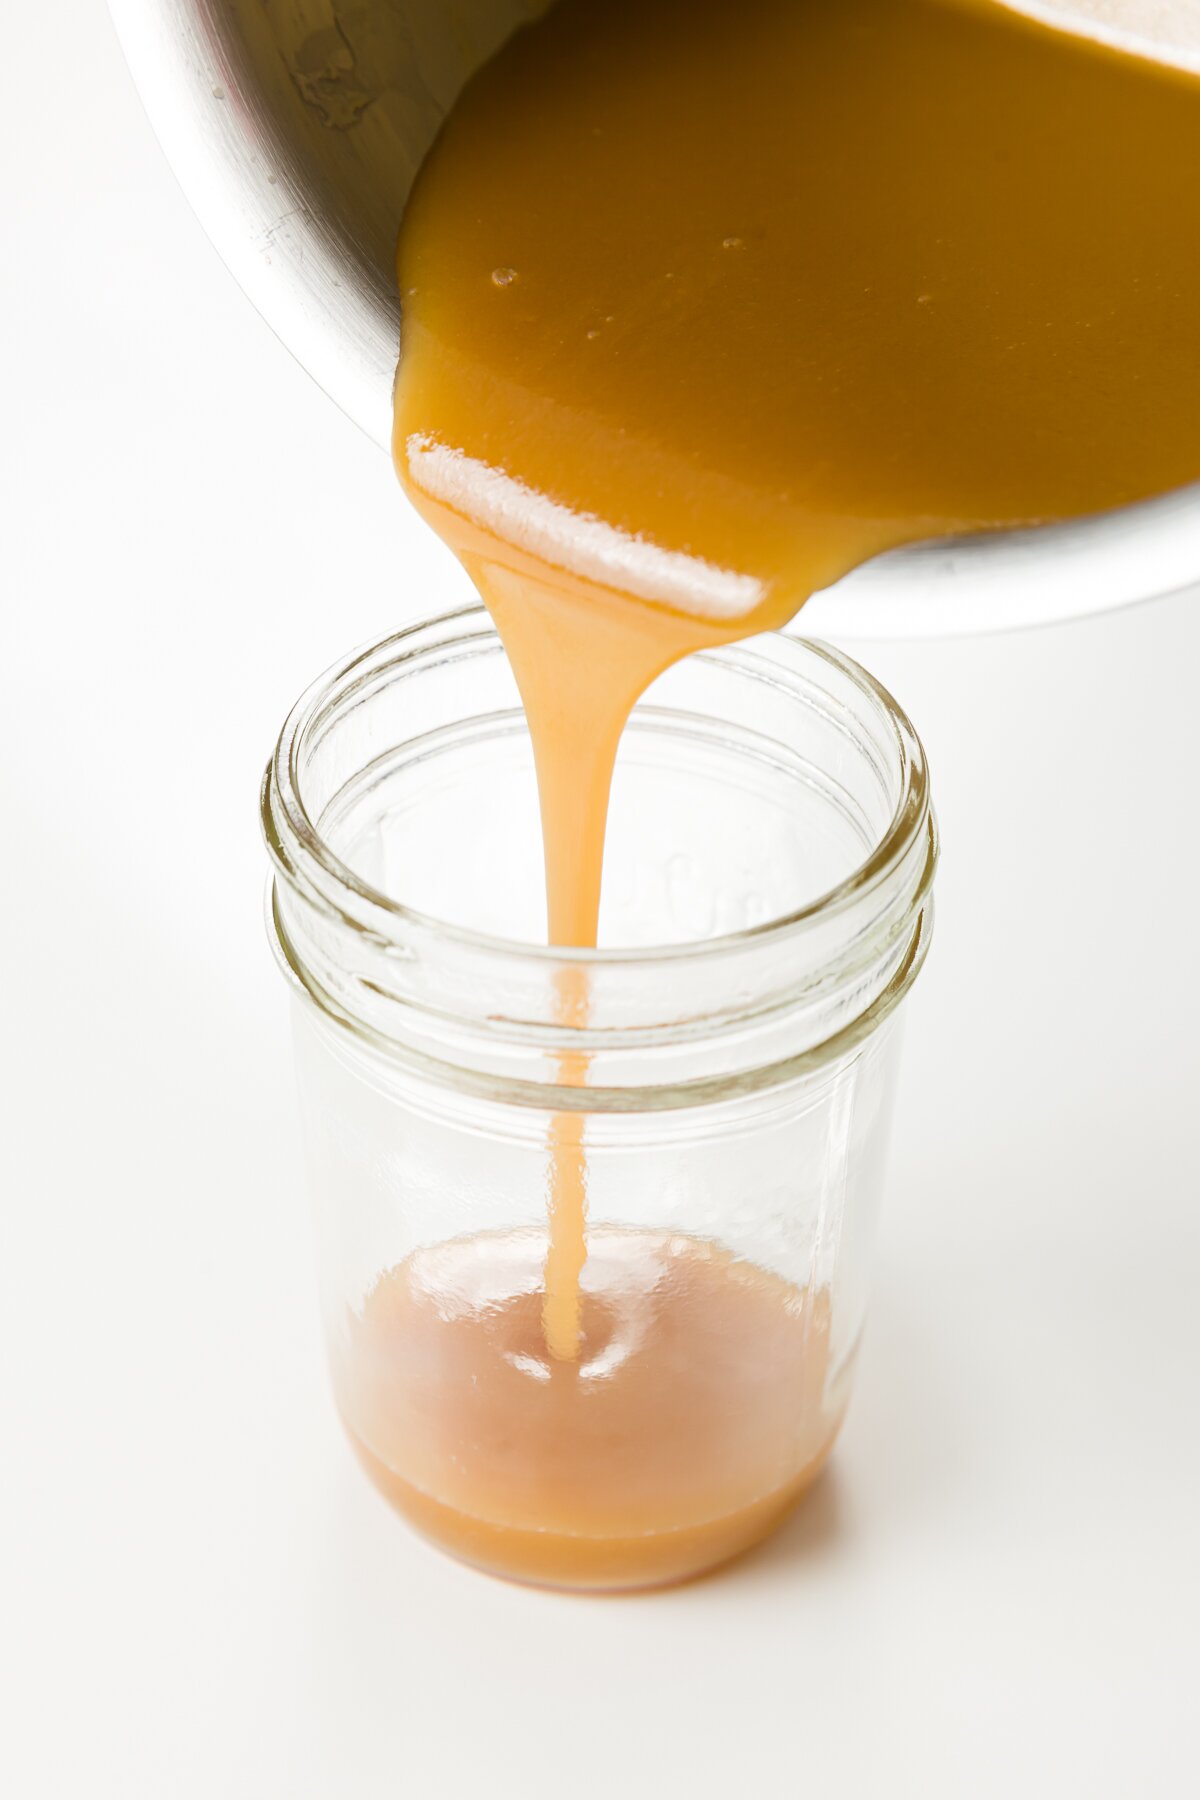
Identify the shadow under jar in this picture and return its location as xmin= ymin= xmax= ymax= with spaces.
xmin=262 ymin=606 xmax=937 ymax=1591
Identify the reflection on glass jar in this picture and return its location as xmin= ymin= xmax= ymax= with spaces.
xmin=262 ymin=607 xmax=936 ymax=1590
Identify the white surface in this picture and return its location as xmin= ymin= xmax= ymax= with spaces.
xmin=2 ymin=5 xmax=1198 ymax=1796
xmin=1001 ymin=0 xmax=1200 ymax=72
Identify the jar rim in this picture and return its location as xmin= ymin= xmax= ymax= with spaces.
xmin=262 ymin=603 xmax=932 ymax=973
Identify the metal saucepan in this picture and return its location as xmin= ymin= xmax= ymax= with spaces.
xmin=108 ymin=0 xmax=1200 ymax=635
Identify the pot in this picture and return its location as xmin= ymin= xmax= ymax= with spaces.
xmin=109 ymin=0 xmax=1200 ymax=636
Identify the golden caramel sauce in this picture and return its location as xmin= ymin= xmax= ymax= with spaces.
xmin=363 ymin=0 xmax=1200 ymax=1579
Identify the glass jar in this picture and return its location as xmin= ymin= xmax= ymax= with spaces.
xmin=262 ymin=605 xmax=937 ymax=1591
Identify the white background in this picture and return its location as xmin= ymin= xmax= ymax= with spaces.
xmin=3 ymin=4 xmax=1198 ymax=1795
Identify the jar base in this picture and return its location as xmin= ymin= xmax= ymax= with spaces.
xmin=343 ymin=1421 xmax=840 ymax=1593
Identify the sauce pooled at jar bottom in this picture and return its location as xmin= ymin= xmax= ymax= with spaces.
xmin=331 ymin=1228 xmax=842 ymax=1589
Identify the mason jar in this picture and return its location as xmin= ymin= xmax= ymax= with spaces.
xmin=261 ymin=605 xmax=937 ymax=1591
